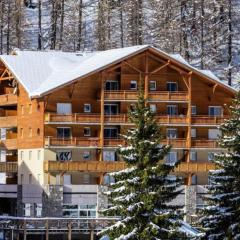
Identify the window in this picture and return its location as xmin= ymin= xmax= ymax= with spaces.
xmin=83 ymin=174 xmax=90 ymax=184
xmin=167 ymin=82 xmax=178 ymax=92
xmin=208 ymin=152 xmax=215 ymax=161
xmin=149 ymin=81 xmax=156 ymax=91
xmin=103 ymin=175 xmax=115 ymax=185
xmin=166 ymin=152 xmax=177 ymax=165
xmin=103 ymin=151 xmax=116 ymax=161
xmin=20 ymin=151 xmax=24 ymax=161
xmin=29 ymin=151 xmax=32 ymax=160
xmin=84 ymin=127 xmax=91 ymax=137
xmin=37 ymin=150 xmax=41 ymax=160
xmin=150 ymin=104 xmax=157 ymax=113
xmin=29 ymin=104 xmax=32 ymax=114
xmin=29 ymin=128 xmax=32 ymax=137
xmin=208 ymin=129 xmax=221 ymax=140
xmin=167 ymin=105 xmax=178 ymax=116
xmin=57 ymin=151 xmax=72 ymax=161
xmin=191 ymin=128 xmax=197 ymax=138
xmin=105 ymin=80 xmax=119 ymax=90
xmin=57 ymin=103 xmax=72 ymax=114
xmin=190 ymin=151 xmax=197 ymax=161
xmin=191 ymin=175 xmax=197 ymax=185
xmin=63 ymin=174 xmax=71 ymax=185
xmin=84 ymin=103 xmax=91 ymax=113
xmin=130 ymin=80 xmax=137 ymax=90
xmin=20 ymin=174 xmax=24 ymax=184
xmin=29 ymin=174 xmax=32 ymax=184
xmin=83 ymin=151 xmax=90 ymax=160
xmin=36 ymin=204 xmax=42 ymax=217
xmin=191 ymin=106 xmax=197 ymax=115
xmin=166 ymin=128 xmax=177 ymax=139
xmin=57 ymin=127 xmax=71 ymax=138
xmin=104 ymin=104 xmax=118 ymax=115
xmin=62 ymin=204 xmax=97 ymax=218
xmin=24 ymin=203 xmax=31 ymax=217
xmin=104 ymin=128 xmax=118 ymax=138
xmin=208 ymin=106 xmax=222 ymax=116
xmin=37 ymin=128 xmax=40 ymax=136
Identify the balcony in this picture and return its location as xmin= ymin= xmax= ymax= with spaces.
xmin=192 ymin=116 xmax=227 ymax=126
xmin=104 ymin=91 xmax=189 ymax=102
xmin=0 ymin=162 xmax=18 ymax=173
xmin=175 ymin=162 xmax=216 ymax=173
xmin=0 ymin=116 xmax=17 ymax=128
xmin=191 ymin=139 xmax=218 ymax=148
xmin=162 ymin=139 xmax=187 ymax=148
xmin=0 ymin=139 xmax=17 ymax=150
xmin=44 ymin=160 xmax=126 ymax=173
xmin=0 ymin=94 xmax=17 ymax=107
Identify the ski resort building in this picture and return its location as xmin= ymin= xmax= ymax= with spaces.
xmin=0 ymin=45 xmax=236 ymax=222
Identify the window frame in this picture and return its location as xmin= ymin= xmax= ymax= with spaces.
xmin=149 ymin=80 xmax=156 ymax=91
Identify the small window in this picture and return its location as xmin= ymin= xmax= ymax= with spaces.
xmin=21 ymin=105 xmax=24 ymax=115
xmin=36 ymin=203 xmax=42 ymax=217
xmin=208 ymin=152 xmax=215 ymax=161
xmin=191 ymin=129 xmax=197 ymax=138
xmin=37 ymin=103 xmax=41 ymax=112
xmin=37 ymin=150 xmax=41 ymax=160
xmin=105 ymin=80 xmax=119 ymax=90
xmin=166 ymin=152 xmax=177 ymax=165
xmin=130 ymin=80 xmax=137 ymax=90
xmin=190 ymin=151 xmax=197 ymax=161
xmin=29 ymin=151 xmax=32 ymax=160
xmin=83 ymin=174 xmax=90 ymax=184
xmin=57 ymin=127 xmax=71 ymax=138
xmin=83 ymin=151 xmax=90 ymax=160
xmin=149 ymin=81 xmax=156 ymax=91
xmin=84 ymin=104 xmax=91 ymax=113
xmin=167 ymin=105 xmax=178 ymax=116
xmin=20 ymin=151 xmax=24 ymax=161
xmin=167 ymin=82 xmax=178 ymax=92
xmin=29 ymin=128 xmax=32 ymax=137
xmin=150 ymin=104 xmax=157 ymax=113
xmin=103 ymin=151 xmax=116 ymax=161
xmin=29 ymin=104 xmax=32 ymax=114
xmin=24 ymin=203 xmax=31 ymax=217
xmin=37 ymin=128 xmax=40 ymax=136
xmin=191 ymin=106 xmax=197 ymax=115
xmin=20 ymin=128 xmax=23 ymax=138
xmin=29 ymin=174 xmax=32 ymax=184
xmin=84 ymin=127 xmax=91 ymax=137
xmin=209 ymin=106 xmax=222 ymax=117
xmin=166 ymin=128 xmax=177 ymax=139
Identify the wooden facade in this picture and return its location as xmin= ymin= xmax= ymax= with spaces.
xmin=0 ymin=47 xmax=236 ymax=187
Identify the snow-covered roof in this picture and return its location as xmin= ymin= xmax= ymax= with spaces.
xmin=0 ymin=45 xmax=236 ymax=98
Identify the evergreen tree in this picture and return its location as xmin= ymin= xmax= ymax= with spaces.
xmin=99 ymin=90 xmax=186 ymax=239
xmin=200 ymin=91 xmax=240 ymax=239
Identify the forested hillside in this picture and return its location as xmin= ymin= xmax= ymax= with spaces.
xmin=0 ymin=0 xmax=239 ymax=86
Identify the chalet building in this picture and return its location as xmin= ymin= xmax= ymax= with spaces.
xmin=0 ymin=45 xmax=236 ymax=221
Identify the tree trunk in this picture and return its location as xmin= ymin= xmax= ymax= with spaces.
xmin=227 ymin=0 xmax=232 ymax=86
xmin=38 ymin=0 xmax=42 ymax=50
xmin=77 ymin=0 xmax=83 ymax=51
xmin=59 ymin=0 xmax=64 ymax=49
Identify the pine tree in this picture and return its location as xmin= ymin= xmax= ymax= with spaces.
xmin=200 ymin=91 xmax=240 ymax=239
xmin=99 ymin=90 xmax=186 ymax=239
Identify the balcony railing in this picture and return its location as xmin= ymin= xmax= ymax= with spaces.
xmin=0 ymin=139 xmax=17 ymax=150
xmin=175 ymin=162 xmax=216 ymax=173
xmin=44 ymin=160 xmax=126 ymax=173
xmin=0 ymin=94 xmax=17 ymax=106
xmin=104 ymin=90 xmax=189 ymax=102
xmin=191 ymin=139 xmax=218 ymax=148
xmin=0 ymin=116 xmax=17 ymax=128
xmin=192 ymin=116 xmax=227 ymax=125
xmin=0 ymin=162 xmax=18 ymax=172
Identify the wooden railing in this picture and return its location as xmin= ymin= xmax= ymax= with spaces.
xmin=0 ymin=162 xmax=18 ymax=172
xmin=44 ymin=160 xmax=216 ymax=174
xmin=192 ymin=116 xmax=227 ymax=125
xmin=191 ymin=139 xmax=218 ymax=148
xmin=0 ymin=116 xmax=17 ymax=128
xmin=175 ymin=162 xmax=216 ymax=173
xmin=44 ymin=160 xmax=126 ymax=173
xmin=0 ymin=94 xmax=17 ymax=106
xmin=0 ymin=139 xmax=17 ymax=150
xmin=162 ymin=139 xmax=187 ymax=148
xmin=104 ymin=90 xmax=189 ymax=101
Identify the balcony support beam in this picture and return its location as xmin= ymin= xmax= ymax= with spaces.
xmin=144 ymin=52 xmax=149 ymax=100
xmin=100 ymin=71 xmax=105 ymax=161
xmin=149 ymin=60 xmax=170 ymax=76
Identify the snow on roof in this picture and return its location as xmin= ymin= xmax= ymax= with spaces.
xmin=0 ymin=45 xmax=236 ymax=98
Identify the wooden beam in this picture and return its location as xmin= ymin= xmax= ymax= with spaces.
xmin=106 ymin=63 xmax=122 ymax=73
xmin=187 ymin=73 xmax=192 ymax=161
xmin=45 ymin=219 xmax=49 ymax=240
xmin=123 ymin=60 xmax=143 ymax=73
xmin=68 ymin=223 xmax=72 ymax=240
xmin=149 ymin=60 xmax=170 ymax=75
xmin=100 ymin=72 xmax=105 ymax=161
xmin=69 ymin=82 xmax=77 ymax=99
xmin=213 ymin=84 xmax=218 ymax=94
xmin=23 ymin=220 xmax=27 ymax=240
xmin=144 ymin=52 xmax=149 ymax=100
xmin=0 ymin=76 xmax=14 ymax=81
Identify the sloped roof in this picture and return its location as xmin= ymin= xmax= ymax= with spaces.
xmin=0 ymin=45 xmax=236 ymax=98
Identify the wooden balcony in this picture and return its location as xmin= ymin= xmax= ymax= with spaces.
xmin=104 ymin=91 xmax=189 ymax=102
xmin=0 ymin=116 xmax=17 ymax=128
xmin=44 ymin=160 xmax=126 ymax=173
xmin=191 ymin=139 xmax=218 ymax=148
xmin=0 ymin=162 xmax=18 ymax=172
xmin=162 ymin=139 xmax=187 ymax=148
xmin=45 ymin=137 xmax=100 ymax=148
xmin=0 ymin=139 xmax=17 ymax=150
xmin=192 ymin=116 xmax=227 ymax=126
xmin=0 ymin=94 xmax=17 ymax=106
xmin=175 ymin=162 xmax=216 ymax=173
